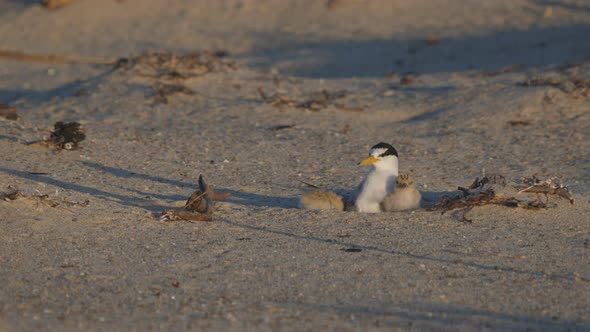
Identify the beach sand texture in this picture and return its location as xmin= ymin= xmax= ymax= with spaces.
xmin=0 ymin=1 xmax=589 ymax=330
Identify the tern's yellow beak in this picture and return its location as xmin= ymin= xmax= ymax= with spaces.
xmin=359 ymin=156 xmax=379 ymax=165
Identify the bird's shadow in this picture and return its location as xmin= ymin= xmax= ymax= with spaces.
xmin=420 ymin=189 xmax=462 ymax=209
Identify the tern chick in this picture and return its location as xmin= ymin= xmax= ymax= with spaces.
xmin=381 ymin=173 xmax=421 ymax=211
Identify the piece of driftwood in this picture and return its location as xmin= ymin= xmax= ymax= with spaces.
xmin=160 ymin=175 xmax=230 ymax=222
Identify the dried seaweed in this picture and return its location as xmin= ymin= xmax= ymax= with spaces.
xmin=518 ymin=176 xmax=574 ymax=204
xmin=46 ymin=121 xmax=86 ymax=150
xmin=0 ymin=104 xmax=18 ymax=120
xmin=0 ymin=49 xmax=234 ymax=104
xmin=160 ymin=175 xmax=230 ymax=222
xmin=0 ymin=49 xmax=117 ymax=65
xmin=520 ymin=76 xmax=590 ymax=97
xmin=400 ymin=73 xmax=417 ymax=85
xmin=117 ymin=50 xmax=236 ymax=81
xmin=117 ymin=50 xmax=235 ymax=104
xmin=429 ymin=174 xmax=574 ymax=222
xmin=1 ymin=188 xmax=89 ymax=208
xmin=152 ymin=83 xmax=195 ymax=104
xmin=27 ymin=121 xmax=86 ymax=150
xmin=258 ymin=88 xmax=362 ymax=112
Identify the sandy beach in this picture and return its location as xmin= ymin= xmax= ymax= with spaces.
xmin=0 ymin=0 xmax=589 ymax=330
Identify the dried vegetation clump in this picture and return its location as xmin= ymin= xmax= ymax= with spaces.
xmin=48 ymin=121 xmax=86 ymax=150
xmin=430 ymin=174 xmax=574 ymax=222
xmin=1 ymin=187 xmax=89 ymax=209
xmin=160 ymin=175 xmax=231 ymax=222
xmin=27 ymin=121 xmax=86 ymax=150
xmin=0 ymin=48 xmax=234 ymax=104
xmin=520 ymin=76 xmax=590 ymax=98
xmin=258 ymin=88 xmax=363 ymax=112
xmin=117 ymin=50 xmax=236 ymax=80
xmin=116 ymin=50 xmax=236 ymax=104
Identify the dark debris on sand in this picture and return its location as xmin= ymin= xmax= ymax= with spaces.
xmin=0 ymin=104 xmax=18 ymax=120
xmin=520 ymin=76 xmax=590 ymax=98
xmin=47 ymin=121 xmax=86 ymax=150
xmin=116 ymin=50 xmax=236 ymax=104
xmin=429 ymin=174 xmax=574 ymax=222
xmin=258 ymin=88 xmax=363 ymax=112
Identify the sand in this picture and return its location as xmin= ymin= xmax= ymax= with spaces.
xmin=0 ymin=0 xmax=589 ymax=330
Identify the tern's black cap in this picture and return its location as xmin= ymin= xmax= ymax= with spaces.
xmin=371 ymin=142 xmax=398 ymax=157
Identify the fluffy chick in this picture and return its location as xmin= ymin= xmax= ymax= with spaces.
xmin=381 ymin=173 xmax=421 ymax=212
xmin=299 ymin=191 xmax=345 ymax=211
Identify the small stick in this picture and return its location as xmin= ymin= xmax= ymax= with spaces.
xmin=0 ymin=49 xmax=118 ymax=65
xmin=297 ymin=178 xmax=322 ymax=189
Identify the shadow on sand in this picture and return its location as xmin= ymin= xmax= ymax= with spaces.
xmin=242 ymin=24 xmax=590 ymax=78
xmin=294 ymin=301 xmax=589 ymax=330
xmin=0 ymin=162 xmax=301 ymax=212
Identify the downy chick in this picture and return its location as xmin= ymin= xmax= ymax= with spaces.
xmin=381 ymin=173 xmax=421 ymax=211
xmin=298 ymin=191 xmax=345 ymax=211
